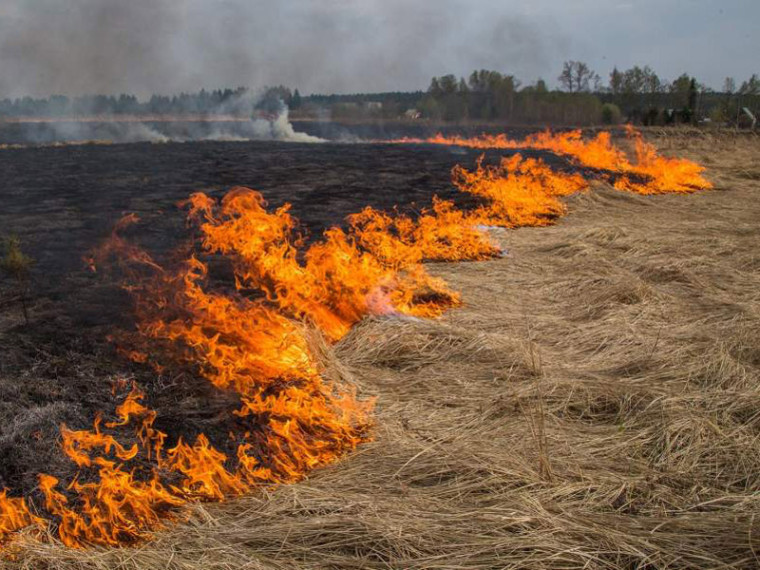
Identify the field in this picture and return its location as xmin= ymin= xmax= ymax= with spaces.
xmin=1 ymin=130 xmax=759 ymax=568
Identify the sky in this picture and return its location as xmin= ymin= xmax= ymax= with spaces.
xmin=0 ymin=0 xmax=756 ymax=98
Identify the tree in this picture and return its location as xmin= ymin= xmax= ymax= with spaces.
xmin=688 ymin=78 xmax=699 ymax=123
xmin=291 ymin=89 xmax=302 ymax=110
xmin=739 ymin=74 xmax=760 ymax=96
xmin=723 ymin=77 xmax=736 ymax=94
xmin=558 ymin=61 xmax=599 ymax=93
xmin=670 ymin=74 xmax=693 ymax=107
xmin=609 ymin=67 xmax=624 ymax=95
xmin=427 ymin=74 xmax=466 ymax=121
xmin=641 ymin=66 xmax=661 ymax=94
xmin=463 ymin=70 xmax=519 ymax=121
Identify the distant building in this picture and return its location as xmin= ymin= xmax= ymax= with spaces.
xmin=365 ymin=101 xmax=383 ymax=111
xmin=404 ymin=109 xmax=422 ymax=120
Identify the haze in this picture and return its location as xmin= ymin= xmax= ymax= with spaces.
xmin=0 ymin=0 xmax=756 ymax=98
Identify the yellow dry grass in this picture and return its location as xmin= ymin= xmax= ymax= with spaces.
xmin=4 ymin=131 xmax=760 ymax=569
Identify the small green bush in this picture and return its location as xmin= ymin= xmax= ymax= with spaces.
xmin=601 ymin=103 xmax=622 ymax=125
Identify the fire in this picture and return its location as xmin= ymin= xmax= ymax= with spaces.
xmin=347 ymin=197 xmax=499 ymax=264
xmin=613 ymin=126 xmax=714 ymax=194
xmin=452 ymin=155 xmax=588 ymax=228
xmin=181 ymin=187 xmax=462 ymax=341
xmin=396 ymin=126 xmax=712 ymax=194
xmin=0 ymin=491 xmax=43 ymax=541
xmin=0 ymin=128 xmax=713 ymax=551
xmin=38 ymin=470 xmax=182 ymax=549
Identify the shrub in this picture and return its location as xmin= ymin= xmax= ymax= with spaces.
xmin=601 ymin=103 xmax=622 ymax=125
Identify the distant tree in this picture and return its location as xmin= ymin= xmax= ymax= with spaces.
xmin=670 ymin=74 xmax=693 ymax=108
xmin=291 ymin=89 xmax=302 ymax=110
xmin=642 ymin=67 xmax=661 ymax=94
xmin=438 ymin=75 xmax=459 ymax=95
xmin=688 ymin=78 xmax=699 ymax=123
xmin=426 ymin=74 xmax=466 ymax=121
xmin=464 ymin=70 xmax=519 ymax=120
xmin=622 ymin=66 xmax=646 ymax=94
xmin=558 ymin=61 xmax=599 ymax=93
xmin=418 ymin=95 xmax=443 ymax=120
xmin=609 ymin=67 xmax=624 ymax=95
xmin=739 ymin=74 xmax=760 ymax=96
xmin=723 ymin=77 xmax=736 ymax=94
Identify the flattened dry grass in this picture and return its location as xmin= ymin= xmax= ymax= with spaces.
xmin=4 ymin=133 xmax=760 ymax=569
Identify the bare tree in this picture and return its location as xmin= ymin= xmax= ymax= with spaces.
xmin=558 ymin=61 xmax=599 ymax=93
xmin=609 ymin=67 xmax=624 ymax=95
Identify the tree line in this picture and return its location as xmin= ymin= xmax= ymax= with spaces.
xmin=416 ymin=63 xmax=760 ymax=126
xmin=1 ymin=63 xmax=758 ymax=127
xmin=0 ymin=86 xmax=304 ymax=119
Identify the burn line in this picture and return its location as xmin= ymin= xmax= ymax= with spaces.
xmin=0 ymin=128 xmax=711 ymax=550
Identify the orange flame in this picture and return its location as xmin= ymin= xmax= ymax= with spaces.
xmin=396 ymin=126 xmax=712 ymax=194
xmin=182 ymin=188 xmax=462 ymax=341
xmin=0 ymin=128 xmax=713 ymax=551
xmin=453 ymin=154 xmax=588 ymax=228
xmin=0 ymin=491 xmax=43 ymax=542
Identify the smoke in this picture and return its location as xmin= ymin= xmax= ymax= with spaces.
xmin=0 ymin=0 xmax=559 ymax=99
xmin=3 ymin=103 xmax=324 ymax=145
xmin=249 ymin=107 xmax=323 ymax=144
xmin=176 ymin=101 xmax=324 ymax=144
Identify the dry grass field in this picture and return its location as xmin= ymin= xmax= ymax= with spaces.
xmin=3 ymin=131 xmax=760 ymax=568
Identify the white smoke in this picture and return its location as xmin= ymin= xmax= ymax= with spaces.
xmin=250 ymin=106 xmax=323 ymax=144
xmin=6 ymin=97 xmax=323 ymax=146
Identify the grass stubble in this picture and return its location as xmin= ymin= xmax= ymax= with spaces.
xmin=3 ymin=131 xmax=760 ymax=569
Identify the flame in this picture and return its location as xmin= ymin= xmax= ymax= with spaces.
xmin=38 ymin=470 xmax=183 ymax=548
xmin=0 ymin=491 xmax=43 ymax=542
xmin=60 ymin=416 xmax=139 ymax=468
xmin=0 ymin=128 xmax=712 ymax=551
xmin=613 ymin=126 xmax=714 ymax=194
xmin=453 ymin=154 xmax=588 ymax=228
xmin=348 ymin=197 xmax=499 ymax=264
xmin=182 ymin=187 xmax=462 ymax=341
xmin=396 ymin=126 xmax=712 ymax=194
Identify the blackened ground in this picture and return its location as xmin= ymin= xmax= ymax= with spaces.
xmin=0 ymin=140 xmax=562 ymax=497
xmin=0 ymin=119 xmax=621 ymax=146
xmin=0 ymin=141 xmax=573 ymax=303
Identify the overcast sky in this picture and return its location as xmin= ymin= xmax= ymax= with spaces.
xmin=0 ymin=0 xmax=756 ymax=98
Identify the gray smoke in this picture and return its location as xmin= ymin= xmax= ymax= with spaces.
xmin=0 ymin=0 xmax=557 ymax=99
xmin=4 ymin=100 xmax=324 ymax=145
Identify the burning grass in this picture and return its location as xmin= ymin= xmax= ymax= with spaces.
xmin=397 ymin=125 xmax=712 ymax=194
xmin=2 ymin=129 xmax=754 ymax=568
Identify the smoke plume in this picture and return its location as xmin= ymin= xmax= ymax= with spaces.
xmin=0 ymin=0 xmax=557 ymax=99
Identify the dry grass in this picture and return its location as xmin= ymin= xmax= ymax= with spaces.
xmin=4 ymin=133 xmax=760 ymax=569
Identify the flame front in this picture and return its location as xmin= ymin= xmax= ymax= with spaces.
xmin=396 ymin=126 xmax=712 ymax=194
xmin=0 ymin=128 xmax=712 ymax=550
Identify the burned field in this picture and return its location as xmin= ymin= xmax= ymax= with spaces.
xmin=0 ymin=140 xmax=513 ymax=492
xmin=1 ymin=131 xmax=760 ymax=568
